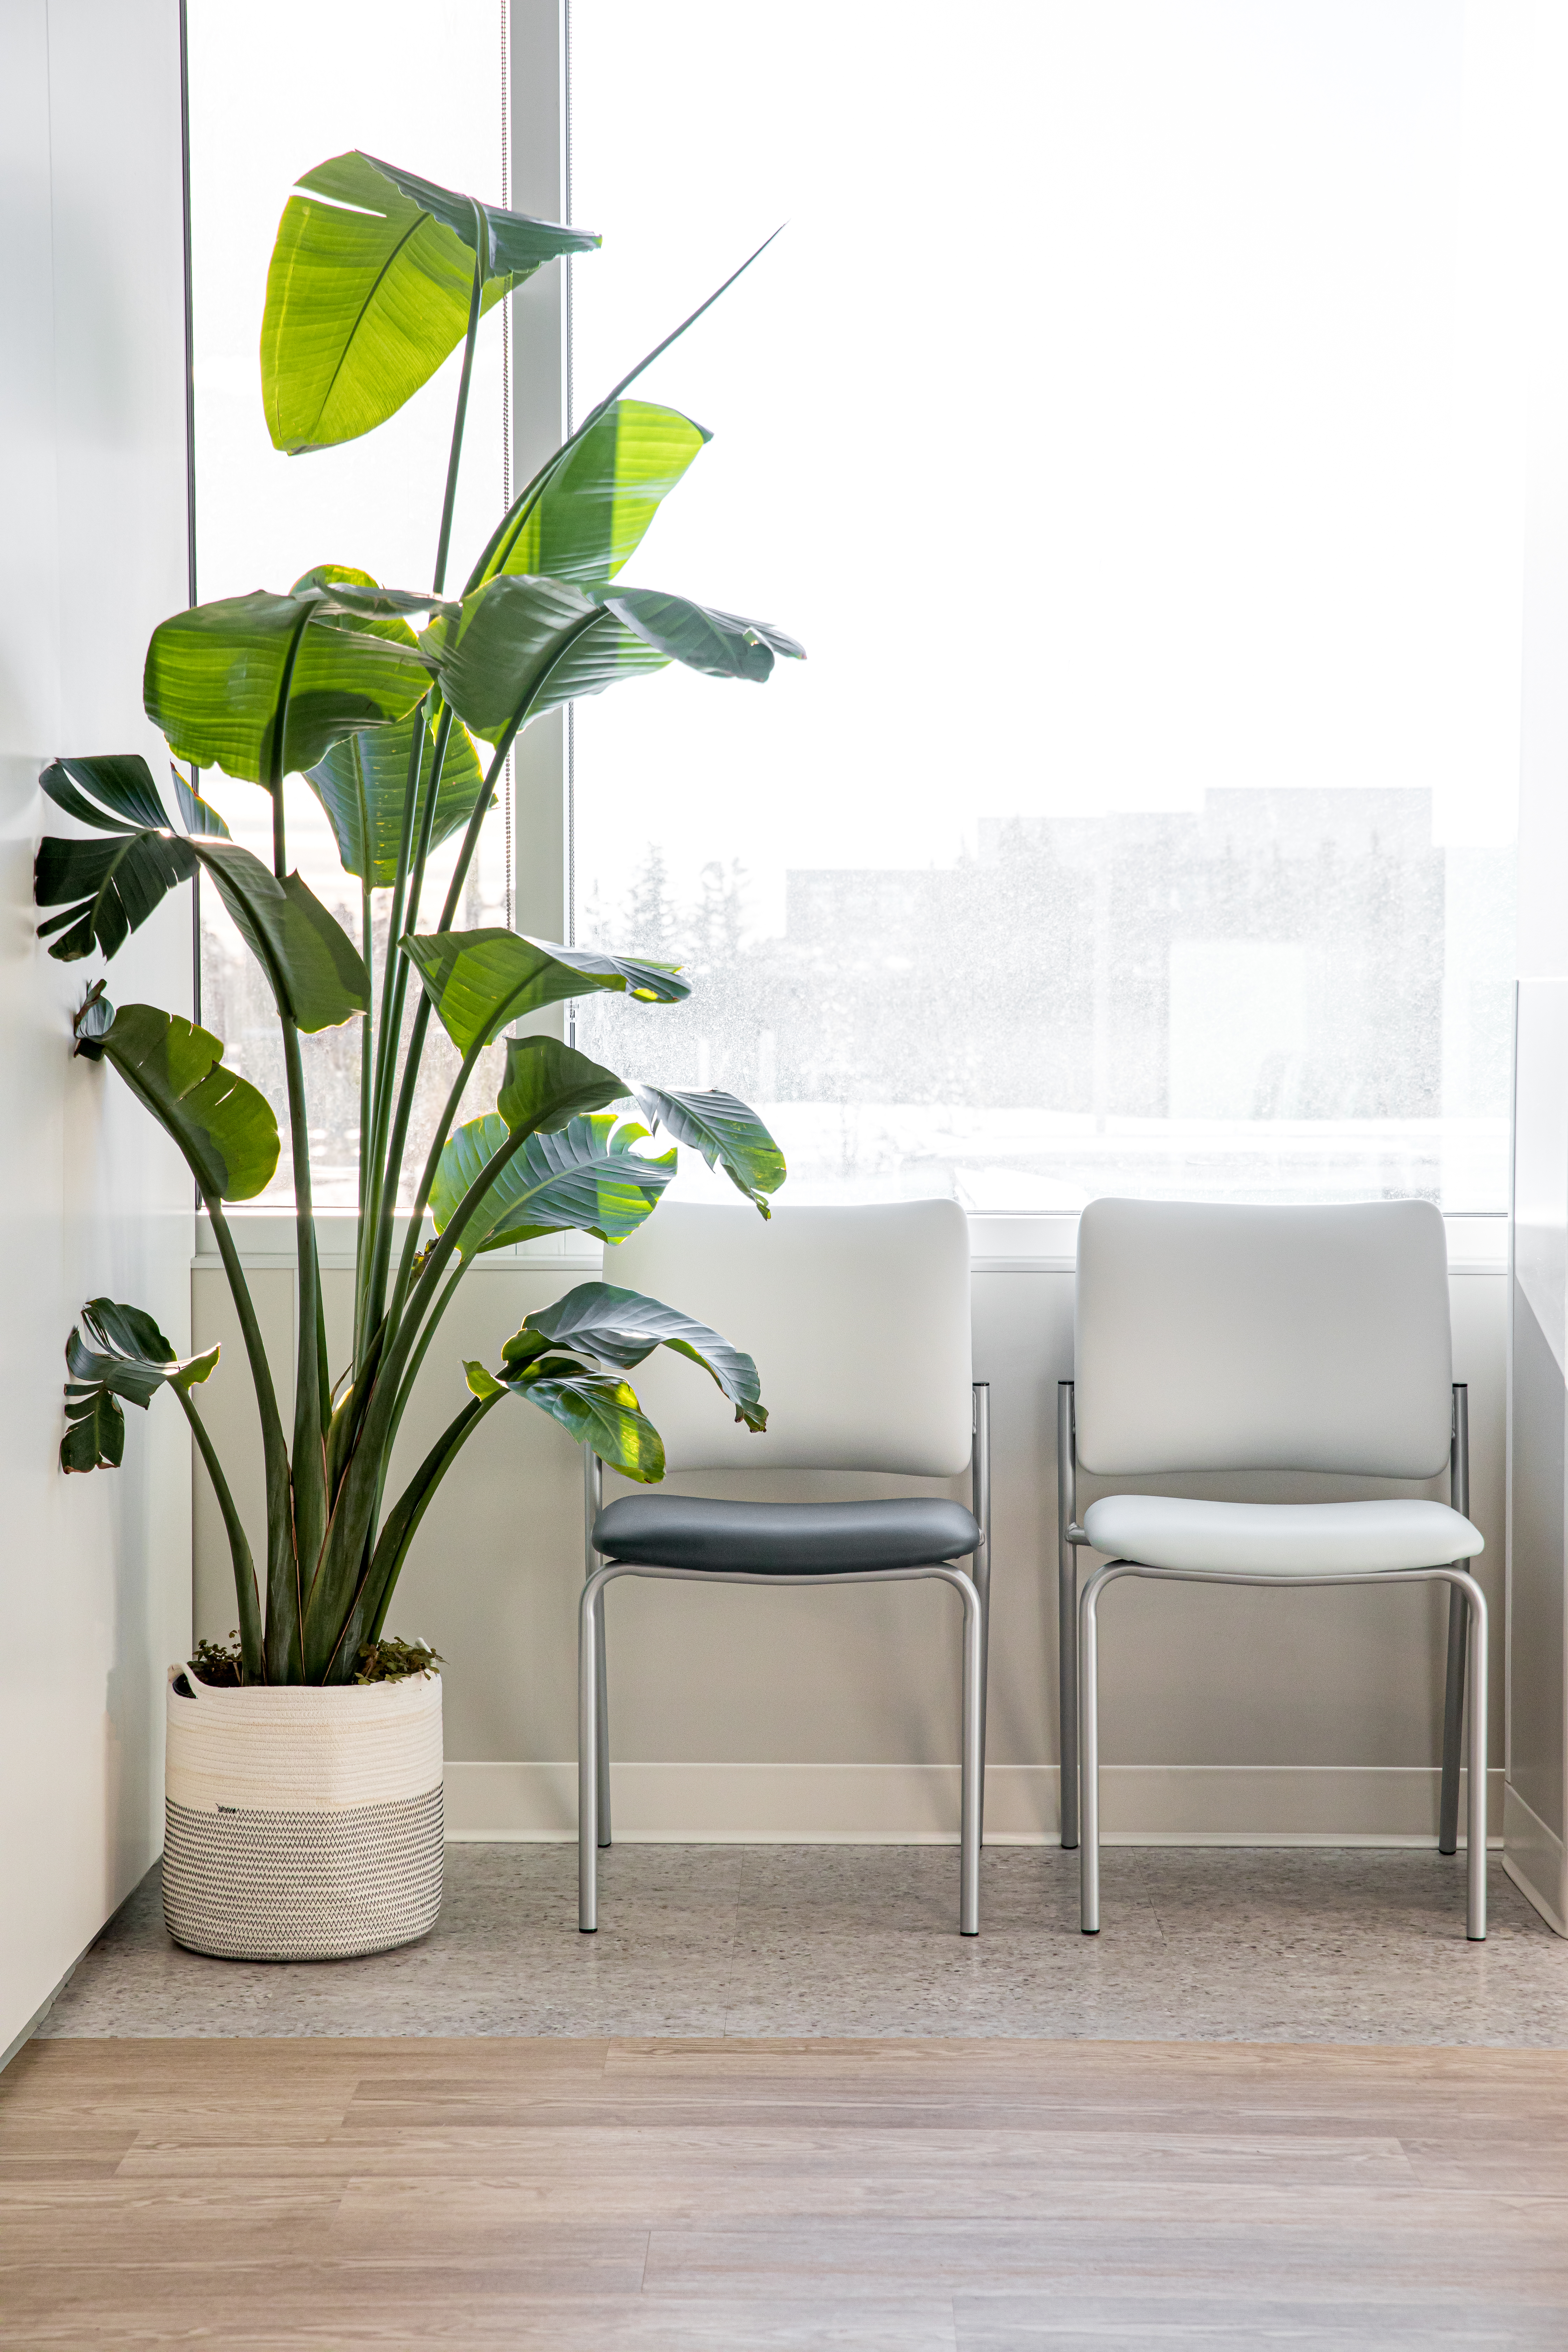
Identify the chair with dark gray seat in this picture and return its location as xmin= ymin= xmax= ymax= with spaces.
xmin=1057 ymin=1196 xmax=1488 ymax=1939
xmin=578 ymin=1198 xmax=990 ymax=1935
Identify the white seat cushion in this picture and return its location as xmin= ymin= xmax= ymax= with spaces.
xmin=1082 ymin=1495 xmax=1483 ymax=1574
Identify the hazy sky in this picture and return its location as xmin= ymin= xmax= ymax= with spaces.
xmin=569 ymin=0 xmax=1528 ymax=943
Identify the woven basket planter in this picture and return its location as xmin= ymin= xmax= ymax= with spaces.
xmin=163 ymin=1667 xmax=443 ymax=1961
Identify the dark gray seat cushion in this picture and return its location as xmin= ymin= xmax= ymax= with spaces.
xmin=593 ymin=1494 xmax=980 ymax=1575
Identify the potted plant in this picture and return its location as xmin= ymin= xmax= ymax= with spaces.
xmin=36 ymin=152 xmax=795 ymax=1962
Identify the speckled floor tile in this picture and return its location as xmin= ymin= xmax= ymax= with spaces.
xmin=32 ymin=1840 xmax=1568 ymax=2043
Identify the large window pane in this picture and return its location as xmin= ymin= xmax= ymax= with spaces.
xmin=570 ymin=0 xmax=1523 ymax=1209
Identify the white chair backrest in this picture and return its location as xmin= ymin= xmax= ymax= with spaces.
xmin=609 ymin=1199 xmax=973 ymax=1474
xmin=1074 ymin=1197 xmax=1452 ymax=1478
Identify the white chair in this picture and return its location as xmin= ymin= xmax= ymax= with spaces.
xmin=579 ymin=1199 xmax=990 ymax=1935
xmin=1057 ymin=1197 xmax=1488 ymax=1938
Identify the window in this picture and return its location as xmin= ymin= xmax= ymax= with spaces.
xmin=185 ymin=0 xmax=515 ymax=1206
xmin=569 ymin=0 xmax=1524 ymax=1210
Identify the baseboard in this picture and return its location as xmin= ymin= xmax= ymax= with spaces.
xmin=445 ymin=1760 xmax=1507 ymax=1847
xmin=1503 ymin=1781 xmax=1568 ymax=1935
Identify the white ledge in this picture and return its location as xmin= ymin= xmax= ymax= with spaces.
xmin=193 ymin=1208 xmax=1507 ymax=1275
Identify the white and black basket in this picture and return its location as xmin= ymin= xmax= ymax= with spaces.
xmin=163 ymin=1667 xmax=443 ymax=1961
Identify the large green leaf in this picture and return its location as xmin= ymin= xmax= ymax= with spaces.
xmin=67 ymin=1298 xmax=218 ymax=1405
xmin=467 ymin=399 xmax=710 ymax=593
xmin=170 ymin=768 xmax=231 ymax=839
xmin=40 ymin=753 xmax=176 ymax=832
xmin=425 ymin=575 xmax=802 ymax=744
xmin=633 ymin=1085 xmax=787 ymax=1217
xmin=76 ymin=1002 xmax=280 ymax=1201
xmin=421 ymin=575 xmax=605 ymax=742
xmin=35 ymin=766 xmax=368 ymax=1026
xmin=516 ymin=614 xmax=674 ymax=715
xmin=36 ymin=826 xmax=194 ymax=963
xmin=291 ymin=565 xmax=487 ymax=888
xmin=465 ymin=1358 xmax=665 ymax=1483
xmin=497 ymin=1035 xmax=628 ymax=1133
xmin=305 ymin=706 xmax=486 ymax=888
xmin=430 ymin=1111 xmax=675 ymax=1258
xmin=144 ymin=591 xmax=430 ymax=790
xmin=404 ymin=927 xmax=688 ymax=1056
xmin=61 ymin=1385 xmax=125 ymax=1474
xmin=178 ymin=839 xmax=370 ymax=1032
xmin=288 ymin=564 xmax=456 ymax=639
xmin=606 ymin=588 xmax=806 ymax=681
xmin=261 ymin=150 xmax=598 ymax=454
xmin=512 ymin=1281 xmax=765 ymax=1431
xmin=61 ymin=1298 xmax=218 ymax=1475
xmin=34 ymin=756 xmax=230 ymax=963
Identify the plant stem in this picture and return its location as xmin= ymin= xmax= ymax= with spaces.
xmin=402 ymin=704 xmax=455 ymax=941
xmin=357 ymin=700 xmax=430 ymax=1365
xmin=357 ymin=880 xmax=374 ymax=1239
xmin=385 ymin=1042 xmax=484 ymax=1341
xmin=301 ymin=1104 xmax=550 ymax=1668
xmin=384 ymin=1259 xmax=468 ymax=1459
xmin=176 ymin=1385 xmax=262 ymax=1678
xmin=282 ymin=1016 xmax=328 ymax=1586
xmin=359 ymin=705 xmax=457 ymax=1347
xmin=431 ymin=204 xmax=486 ymax=597
xmin=328 ymin=1391 xmax=501 ymax=1676
xmin=371 ymin=626 xmax=606 ymax=1380
xmin=265 ymin=775 xmax=327 ymax=1661
xmin=206 ymin=1202 xmax=298 ymax=1682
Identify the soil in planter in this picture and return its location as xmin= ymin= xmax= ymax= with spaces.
xmin=187 ymin=1634 xmax=443 ymax=1689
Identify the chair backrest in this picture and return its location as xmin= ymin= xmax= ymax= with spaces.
xmin=1074 ymin=1196 xmax=1452 ymax=1478
xmin=609 ymin=1199 xmax=973 ymax=1474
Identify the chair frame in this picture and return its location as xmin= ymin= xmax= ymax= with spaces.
xmin=1056 ymin=1379 xmax=1488 ymax=1940
xmin=578 ymin=1382 xmax=991 ymax=1937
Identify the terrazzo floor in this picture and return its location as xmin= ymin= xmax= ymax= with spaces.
xmin=36 ymin=1841 xmax=1568 ymax=2046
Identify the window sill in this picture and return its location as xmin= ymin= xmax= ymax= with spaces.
xmin=192 ymin=1208 xmax=1508 ymax=1275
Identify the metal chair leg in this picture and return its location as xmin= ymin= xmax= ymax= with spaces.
xmin=1455 ymin=1567 xmax=1488 ymax=1941
xmin=1078 ymin=1561 xmax=1124 ymax=1933
xmin=950 ymin=1562 xmax=983 ymax=1936
xmin=579 ymin=1564 xmax=617 ymax=1933
xmin=971 ymin=1382 xmax=991 ymax=1846
xmin=1058 ymin=1381 xmax=1079 ymax=1849
xmin=1074 ymin=1556 xmax=1485 ymax=1942
xmin=584 ymin=1448 xmax=610 ymax=1849
xmin=593 ymin=1587 xmax=612 ymax=1849
xmin=1438 ymin=1587 xmax=1468 ymax=1856
xmin=1440 ymin=1384 xmax=1470 ymax=1857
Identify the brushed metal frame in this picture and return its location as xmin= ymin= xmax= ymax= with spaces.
xmin=578 ymin=1381 xmax=992 ymax=1938
xmin=1056 ymin=1379 xmax=1475 ymax=1859
xmin=1078 ymin=1558 xmax=1488 ymax=1940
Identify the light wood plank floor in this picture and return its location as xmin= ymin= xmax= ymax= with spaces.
xmin=4 ymin=2037 xmax=1568 ymax=2348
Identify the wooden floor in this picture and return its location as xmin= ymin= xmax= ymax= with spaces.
xmin=4 ymin=2036 xmax=1568 ymax=2348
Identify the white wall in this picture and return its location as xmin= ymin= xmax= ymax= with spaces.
xmin=0 ymin=0 xmax=194 ymax=2057
xmin=1502 ymin=0 xmax=1568 ymax=1934
xmin=193 ymin=1228 xmax=1505 ymax=1845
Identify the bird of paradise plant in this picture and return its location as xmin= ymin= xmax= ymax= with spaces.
xmin=36 ymin=153 xmax=797 ymax=1686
